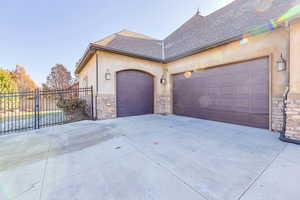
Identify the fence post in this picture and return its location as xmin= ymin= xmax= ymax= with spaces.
xmin=91 ymin=86 xmax=94 ymax=120
xmin=34 ymin=89 xmax=40 ymax=129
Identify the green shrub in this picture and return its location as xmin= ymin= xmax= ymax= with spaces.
xmin=57 ymin=98 xmax=88 ymax=116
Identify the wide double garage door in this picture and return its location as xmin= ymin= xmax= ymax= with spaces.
xmin=117 ymin=70 xmax=154 ymax=117
xmin=173 ymin=57 xmax=269 ymax=129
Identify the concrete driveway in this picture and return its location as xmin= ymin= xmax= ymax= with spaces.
xmin=0 ymin=114 xmax=299 ymax=200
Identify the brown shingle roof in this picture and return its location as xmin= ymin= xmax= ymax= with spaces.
xmin=76 ymin=0 xmax=300 ymax=73
xmin=97 ymin=34 xmax=163 ymax=60
xmin=164 ymin=0 xmax=300 ymax=60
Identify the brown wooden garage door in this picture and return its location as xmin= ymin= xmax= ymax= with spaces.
xmin=117 ymin=70 xmax=154 ymax=117
xmin=173 ymin=57 xmax=269 ymax=129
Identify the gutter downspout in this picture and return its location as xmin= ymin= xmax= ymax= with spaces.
xmin=279 ymin=21 xmax=300 ymax=145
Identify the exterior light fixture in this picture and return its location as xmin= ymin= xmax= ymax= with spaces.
xmin=160 ymin=75 xmax=167 ymax=85
xmin=277 ymin=53 xmax=287 ymax=72
xmin=184 ymin=71 xmax=192 ymax=78
xmin=105 ymin=69 xmax=111 ymax=80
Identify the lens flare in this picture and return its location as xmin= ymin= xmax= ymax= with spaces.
xmin=239 ymin=4 xmax=300 ymax=46
xmin=240 ymin=37 xmax=249 ymax=45
xmin=268 ymin=19 xmax=279 ymax=30
xmin=277 ymin=4 xmax=300 ymax=22
xmin=184 ymin=71 xmax=192 ymax=78
xmin=194 ymin=68 xmax=205 ymax=72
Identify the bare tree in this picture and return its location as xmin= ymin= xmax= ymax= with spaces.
xmin=46 ymin=64 xmax=73 ymax=90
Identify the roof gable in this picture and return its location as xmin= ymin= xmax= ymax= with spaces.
xmin=92 ymin=30 xmax=163 ymax=60
xmin=164 ymin=0 xmax=300 ymax=60
xmin=76 ymin=0 xmax=300 ymax=73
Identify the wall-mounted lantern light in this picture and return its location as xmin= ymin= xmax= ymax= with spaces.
xmin=160 ymin=74 xmax=167 ymax=85
xmin=105 ymin=69 xmax=111 ymax=80
xmin=277 ymin=53 xmax=287 ymax=72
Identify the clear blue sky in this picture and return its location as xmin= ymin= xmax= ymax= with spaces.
xmin=0 ymin=0 xmax=234 ymax=85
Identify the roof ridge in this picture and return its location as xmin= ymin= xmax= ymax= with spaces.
xmin=76 ymin=0 xmax=296 ymax=73
xmin=163 ymin=14 xmax=204 ymax=41
xmin=117 ymin=29 xmax=160 ymax=40
xmin=93 ymin=33 xmax=117 ymax=44
xmin=163 ymin=0 xmax=239 ymax=41
xmin=204 ymin=0 xmax=237 ymax=18
xmin=114 ymin=33 xmax=162 ymax=42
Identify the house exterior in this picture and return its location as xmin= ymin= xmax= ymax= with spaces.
xmin=75 ymin=0 xmax=300 ymax=140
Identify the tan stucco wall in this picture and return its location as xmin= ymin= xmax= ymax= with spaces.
xmin=166 ymin=27 xmax=290 ymax=97
xmin=77 ymin=27 xmax=290 ymax=127
xmin=96 ymin=51 xmax=164 ymax=95
xmin=78 ymin=54 xmax=97 ymax=93
xmin=289 ymin=20 xmax=300 ymax=94
xmin=93 ymin=51 xmax=166 ymax=118
xmin=78 ymin=28 xmax=290 ymax=98
xmin=286 ymin=20 xmax=300 ymax=139
xmin=165 ymin=28 xmax=290 ymax=130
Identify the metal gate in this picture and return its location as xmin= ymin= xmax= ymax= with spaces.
xmin=0 ymin=87 xmax=94 ymax=135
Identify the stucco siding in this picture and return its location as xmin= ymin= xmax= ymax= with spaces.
xmin=97 ymin=51 xmax=164 ymax=94
xmin=78 ymin=54 xmax=97 ymax=92
xmin=77 ymin=27 xmax=291 ymax=131
xmin=166 ymin=28 xmax=289 ymax=96
xmin=286 ymin=20 xmax=300 ymax=139
xmin=290 ymin=20 xmax=300 ymax=94
xmin=95 ymin=51 xmax=166 ymax=118
xmin=166 ymin=28 xmax=289 ymax=131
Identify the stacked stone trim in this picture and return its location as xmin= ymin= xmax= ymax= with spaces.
xmin=156 ymin=95 xmax=171 ymax=114
xmin=286 ymin=94 xmax=300 ymax=139
xmin=96 ymin=94 xmax=116 ymax=119
xmin=272 ymin=97 xmax=284 ymax=132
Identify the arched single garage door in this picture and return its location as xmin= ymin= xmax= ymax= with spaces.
xmin=173 ymin=57 xmax=269 ymax=129
xmin=117 ymin=70 xmax=154 ymax=117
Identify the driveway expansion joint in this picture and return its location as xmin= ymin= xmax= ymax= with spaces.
xmin=237 ymin=143 xmax=288 ymax=200
xmin=38 ymin=138 xmax=53 ymax=200
xmin=3 ymin=115 xmax=298 ymax=200
xmin=123 ymin=135 xmax=210 ymax=200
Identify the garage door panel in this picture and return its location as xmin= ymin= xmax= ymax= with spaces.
xmin=117 ymin=70 xmax=154 ymax=117
xmin=173 ymin=57 xmax=269 ymax=129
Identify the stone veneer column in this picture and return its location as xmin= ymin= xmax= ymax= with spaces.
xmin=156 ymin=95 xmax=171 ymax=114
xmin=155 ymin=67 xmax=172 ymax=115
xmin=286 ymin=20 xmax=300 ymax=139
xmin=286 ymin=94 xmax=300 ymax=139
xmin=272 ymin=97 xmax=284 ymax=132
xmin=96 ymin=94 xmax=116 ymax=119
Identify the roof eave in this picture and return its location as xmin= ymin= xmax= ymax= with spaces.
xmin=165 ymin=22 xmax=285 ymax=63
xmin=164 ymin=35 xmax=244 ymax=63
xmin=75 ymin=44 xmax=164 ymax=74
xmin=91 ymin=44 xmax=163 ymax=62
xmin=75 ymin=44 xmax=96 ymax=74
xmin=76 ymin=21 xmax=286 ymax=72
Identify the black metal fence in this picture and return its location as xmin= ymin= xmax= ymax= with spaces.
xmin=0 ymin=87 xmax=94 ymax=135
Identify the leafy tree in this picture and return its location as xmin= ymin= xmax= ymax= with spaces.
xmin=10 ymin=65 xmax=37 ymax=92
xmin=0 ymin=68 xmax=18 ymax=110
xmin=46 ymin=64 xmax=73 ymax=90
xmin=0 ymin=68 xmax=17 ymax=93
